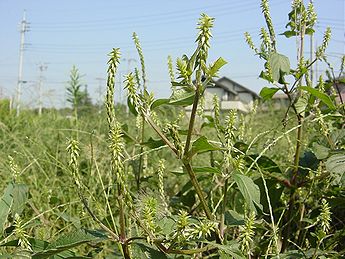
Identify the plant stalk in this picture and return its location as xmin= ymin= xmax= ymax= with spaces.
xmin=183 ymin=162 xmax=213 ymax=220
xmin=137 ymin=115 xmax=145 ymax=190
xmin=219 ymin=176 xmax=229 ymax=239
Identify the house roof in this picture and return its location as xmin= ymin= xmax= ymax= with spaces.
xmin=211 ymin=76 xmax=259 ymax=97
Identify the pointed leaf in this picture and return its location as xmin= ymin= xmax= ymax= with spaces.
xmin=299 ymin=86 xmax=336 ymax=110
xmin=295 ymin=94 xmax=308 ymax=114
xmin=224 ymin=210 xmax=245 ymax=227
xmin=127 ymin=97 xmax=138 ymax=116
xmin=208 ymin=57 xmax=227 ymax=76
xmin=233 ymin=173 xmax=262 ymax=214
xmin=150 ymin=98 xmax=170 ymax=110
xmin=325 ymin=153 xmax=345 ymax=186
xmin=142 ymin=137 xmax=166 ymax=149
xmin=169 ymin=93 xmax=195 ymax=106
xmin=32 ymin=229 xmax=107 ymax=259
xmin=205 ymin=241 xmax=245 ymax=259
xmin=11 ymin=183 xmax=29 ymax=216
xmin=280 ymin=30 xmax=297 ymax=38
xmin=135 ymin=242 xmax=169 ymax=259
xmin=191 ymin=136 xmax=219 ymax=155
xmin=193 ymin=166 xmax=221 ymax=174
xmin=311 ymin=143 xmax=330 ymax=160
xmin=269 ymin=53 xmax=290 ymax=82
xmin=0 ymin=183 xmax=14 ymax=234
xmin=259 ymin=87 xmax=280 ymax=101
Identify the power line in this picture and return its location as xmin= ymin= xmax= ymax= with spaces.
xmin=30 ymin=1 xmax=286 ymax=32
xmin=31 ymin=0 xmax=261 ymax=27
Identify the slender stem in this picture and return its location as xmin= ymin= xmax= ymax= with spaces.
xmin=137 ymin=116 xmax=145 ymax=190
xmin=145 ymin=115 xmax=178 ymax=155
xmin=79 ymin=192 xmax=118 ymax=241
xmin=181 ymin=81 xmax=213 ymax=220
xmin=219 ymin=175 xmax=229 ymax=239
xmin=283 ymin=22 xmax=306 ymax=252
xmin=183 ymin=162 xmax=213 ymax=220
xmin=183 ymin=90 xmax=199 ymax=157
xmin=118 ymin=186 xmax=129 ymax=258
xmin=291 ymin=114 xmax=303 ymax=184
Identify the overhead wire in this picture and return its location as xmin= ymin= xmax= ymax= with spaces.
xmin=31 ymin=0 xmax=286 ymax=32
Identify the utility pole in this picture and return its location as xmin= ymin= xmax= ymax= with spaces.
xmin=38 ymin=63 xmax=48 ymax=116
xmin=95 ymin=77 xmax=105 ymax=111
xmin=15 ymin=10 xmax=29 ymax=116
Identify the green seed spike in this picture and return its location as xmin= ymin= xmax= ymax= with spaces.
xmin=133 ymin=32 xmax=147 ymax=91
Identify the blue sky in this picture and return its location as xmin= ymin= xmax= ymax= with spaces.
xmin=0 ymin=0 xmax=344 ymax=108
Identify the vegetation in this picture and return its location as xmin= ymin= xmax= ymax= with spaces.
xmin=0 ymin=0 xmax=344 ymax=258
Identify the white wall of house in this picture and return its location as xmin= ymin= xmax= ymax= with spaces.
xmin=237 ymin=92 xmax=254 ymax=104
xmin=206 ymin=87 xmax=225 ymax=100
xmin=186 ymin=77 xmax=258 ymax=114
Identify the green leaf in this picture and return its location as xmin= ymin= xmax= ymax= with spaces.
xmin=11 ymin=183 xmax=29 ymax=217
xmin=127 ymin=97 xmax=138 ymax=116
xmin=169 ymin=93 xmax=195 ymax=106
xmin=121 ymin=124 xmax=136 ymax=143
xmin=246 ymin=155 xmax=282 ymax=174
xmin=191 ymin=136 xmax=219 ymax=156
xmin=305 ymin=28 xmax=315 ymax=35
xmin=206 ymin=241 xmax=245 ymax=259
xmin=325 ymin=154 xmax=345 ymax=186
xmin=1 ymin=238 xmax=49 ymax=253
xmin=259 ymin=70 xmax=273 ymax=83
xmin=208 ymin=57 xmax=227 ymax=76
xmin=156 ymin=217 xmax=176 ymax=236
xmin=311 ymin=143 xmax=330 ymax=160
xmin=233 ymin=173 xmax=262 ymax=214
xmin=280 ymin=30 xmax=297 ymax=38
xmin=135 ymin=242 xmax=169 ymax=259
xmin=269 ymin=52 xmax=290 ymax=82
xmin=299 ymin=86 xmax=336 ymax=110
xmin=150 ymin=98 xmax=170 ymax=110
xmin=295 ymin=94 xmax=308 ymax=114
xmin=142 ymin=137 xmax=166 ymax=149
xmin=201 ymin=115 xmax=215 ymax=129
xmin=171 ymin=81 xmax=189 ymax=87
xmin=224 ymin=210 xmax=245 ymax=227
xmin=193 ymin=166 xmax=221 ymax=174
xmin=0 ymin=183 xmax=14 ymax=234
xmin=259 ymin=87 xmax=280 ymax=101
xmin=32 ymin=229 xmax=107 ymax=259
xmin=176 ymin=175 xmax=209 ymax=195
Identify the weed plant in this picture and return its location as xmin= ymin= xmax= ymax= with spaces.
xmin=0 ymin=0 xmax=344 ymax=258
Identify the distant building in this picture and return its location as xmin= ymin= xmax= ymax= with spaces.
xmin=186 ymin=76 xmax=259 ymax=113
xmin=332 ymin=76 xmax=345 ymax=105
xmin=270 ymin=92 xmax=290 ymax=110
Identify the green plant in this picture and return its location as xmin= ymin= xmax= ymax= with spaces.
xmin=0 ymin=1 xmax=344 ymax=258
xmin=66 ymin=65 xmax=88 ymax=121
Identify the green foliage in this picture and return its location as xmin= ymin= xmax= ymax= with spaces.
xmin=66 ymin=65 xmax=93 ymax=119
xmin=0 ymin=2 xmax=344 ymax=258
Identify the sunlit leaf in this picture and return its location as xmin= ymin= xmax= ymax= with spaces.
xmin=191 ymin=136 xmax=219 ymax=155
xmin=233 ymin=173 xmax=262 ymax=214
xmin=269 ymin=52 xmax=290 ymax=82
xmin=208 ymin=57 xmax=227 ymax=76
xmin=11 ymin=183 xmax=29 ymax=217
xmin=299 ymin=86 xmax=336 ymax=110
xmin=0 ymin=183 xmax=14 ymax=234
xmin=259 ymin=87 xmax=280 ymax=101
xmin=32 ymin=229 xmax=107 ymax=259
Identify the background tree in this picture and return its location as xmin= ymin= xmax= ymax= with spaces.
xmin=66 ymin=65 xmax=84 ymax=120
